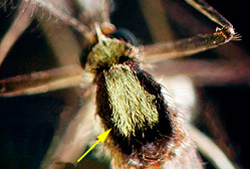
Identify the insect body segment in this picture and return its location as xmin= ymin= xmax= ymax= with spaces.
xmin=84 ymin=28 xmax=191 ymax=168
xmin=84 ymin=26 xmax=138 ymax=72
xmin=104 ymin=64 xmax=159 ymax=137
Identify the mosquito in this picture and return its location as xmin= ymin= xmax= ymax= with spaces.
xmin=0 ymin=0 xmax=242 ymax=168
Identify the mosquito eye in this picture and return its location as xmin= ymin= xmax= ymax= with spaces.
xmin=108 ymin=28 xmax=138 ymax=46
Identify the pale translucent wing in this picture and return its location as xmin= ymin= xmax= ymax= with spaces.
xmin=162 ymin=77 xmax=235 ymax=169
xmin=0 ymin=65 xmax=84 ymax=96
xmin=161 ymin=76 xmax=203 ymax=169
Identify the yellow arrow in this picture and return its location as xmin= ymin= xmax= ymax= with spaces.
xmin=77 ymin=128 xmax=112 ymax=162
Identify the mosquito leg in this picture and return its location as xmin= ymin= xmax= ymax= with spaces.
xmin=141 ymin=0 xmax=241 ymax=63
xmin=40 ymin=16 xmax=82 ymax=65
xmin=100 ymin=0 xmax=112 ymax=24
xmin=0 ymin=65 xmax=90 ymax=97
xmin=0 ymin=0 xmax=34 ymax=66
xmin=40 ymin=95 xmax=96 ymax=169
xmin=139 ymin=0 xmax=174 ymax=42
xmin=186 ymin=0 xmax=231 ymax=29
xmin=189 ymin=125 xmax=236 ymax=169
xmin=30 ymin=0 xmax=94 ymax=42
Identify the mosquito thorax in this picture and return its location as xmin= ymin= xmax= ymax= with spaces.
xmin=81 ymin=35 xmax=135 ymax=73
xmin=80 ymin=27 xmax=139 ymax=73
xmin=85 ymin=37 xmax=126 ymax=71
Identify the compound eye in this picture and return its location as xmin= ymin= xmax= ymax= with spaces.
xmin=108 ymin=28 xmax=138 ymax=46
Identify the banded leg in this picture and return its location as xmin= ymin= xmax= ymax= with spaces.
xmin=142 ymin=0 xmax=240 ymax=63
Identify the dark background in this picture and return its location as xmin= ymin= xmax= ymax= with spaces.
xmin=0 ymin=0 xmax=250 ymax=169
